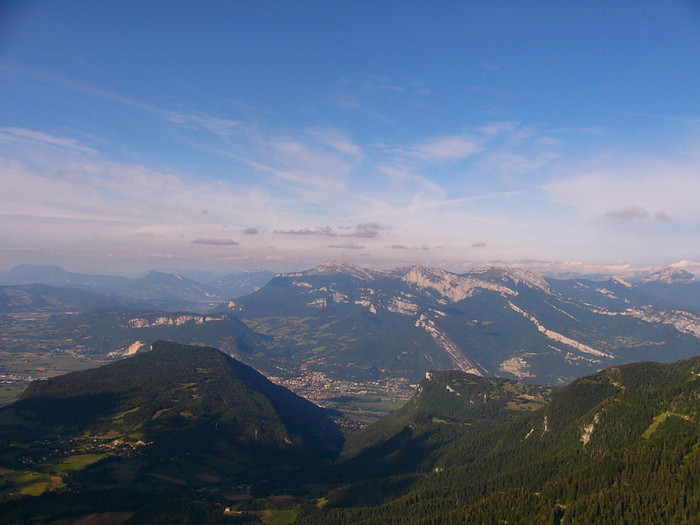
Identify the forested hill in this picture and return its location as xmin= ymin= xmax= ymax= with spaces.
xmin=298 ymin=357 xmax=700 ymax=524
xmin=341 ymin=370 xmax=553 ymax=461
xmin=1 ymin=341 xmax=343 ymax=471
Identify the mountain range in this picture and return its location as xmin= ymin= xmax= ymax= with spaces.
xmin=222 ymin=260 xmax=700 ymax=385
xmin=2 ymin=261 xmax=699 ymax=390
xmin=0 ymin=283 xmax=128 ymax=314
xmin=0 ymin=265 xmax=276 ymax=311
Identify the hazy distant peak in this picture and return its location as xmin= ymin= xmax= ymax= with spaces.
xmin=399 ymin=265 xmax=461 ymax=289
xmin=145 ymin=269 xmax=183 ymax=278
xmin=10 ymin=264 xmax=67 ymax=273
xmin=398 ymin=265 xmax=540 ymax=303
xmin=5 ymin=264 xmax=73 ymax=281
xmin=396 ymin=265 xmax=455 ymax=281
xmin=643 ymin=267 xmax=697 ymax=285
xmin=141 ymin=270 xmax=189 ymax=283
xmin=470 ymin=266 xmax=552 ymax=293
xmin=299 ymin=260 xmax=385 ymax=280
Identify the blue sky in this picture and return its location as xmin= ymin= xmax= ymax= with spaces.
xmin=1 ymin=1 xmax=700 ymax=276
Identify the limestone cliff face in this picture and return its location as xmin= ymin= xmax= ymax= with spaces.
xmin=126 ymin=313 xmax=229 ymax=328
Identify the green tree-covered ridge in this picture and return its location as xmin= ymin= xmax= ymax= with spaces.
xmin=299 ymin=357 xmax=700 ymax=524
xmin=0 ymin=341 xmax=343 ymax=472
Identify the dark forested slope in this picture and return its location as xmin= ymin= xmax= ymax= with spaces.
xmin=299 ymin=357 xmax=700 ymax=524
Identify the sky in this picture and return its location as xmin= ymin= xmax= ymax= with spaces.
xmin=1 ymin=1 xmax=700 ymax=277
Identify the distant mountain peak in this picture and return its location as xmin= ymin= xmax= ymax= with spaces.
xmin=144 ymin=269 xmax=185 ymax=280
xmin=4 ymin=264 xmax=76 ymax=282
xmin=398 ymin=265 xmax=452 ymax=281
xmin=643 ymin=267 xmax=697 ymax=285
xmin=470 ymin=266 xmax=552 ymax=293
xmin=138 ymin=270 xmax=205 ymax=287
xmin=297 ymin=260 xmax=384 ymax=280
xmin=9 ymin=263 xmax=68 ymax=274
xmin=397 ymin=265 xmax=554 ymax=303
xmin=612 ymin=276 xmax=634 ymax=288
xmin=398 ymin=266 xmax=481 ymax=302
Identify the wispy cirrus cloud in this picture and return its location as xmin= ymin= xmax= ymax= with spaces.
xmin=0 ymin=129 xmax=284 ymax=248
xmin=338 ymin=74 xmax=431 ymax=102
xmin=0 ymin=127 xmax=97 ymax=155
xmin=479 ymin=122 xmax=518 ymax=136
xmin=360 ymin=75 xmax=431 ymax=96
xmin=309 ymin=128 xmax=364 ymax=158
xmin=334 ymin=74 xmax=430 ymax=123
xmin=220 ymin=132 xmax=360 ymax=200
xmin=409 ymin=134 xmax=482 ymax=162
xmin=1 ymin=64 xmax=244 ymax=140
xmin=166 ymin=112 xmax=241 ymax=136
xmin=271 ymin=140 xmax=354 ymax=187
xmin=378 ymin=164 xmax=445 ymax=196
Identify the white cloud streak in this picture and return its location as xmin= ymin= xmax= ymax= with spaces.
xmin=546 ymin=161 xmax=700 ymax=222
xmin=409 ymin=134 xmax=483 ymax=162
xmin=1 ymin=68 xmax=698 ymax=274
xmin=0 ymin=127 xmax=97 ymax=155
xmin=166 ymin=112 xmax=241 ymax=136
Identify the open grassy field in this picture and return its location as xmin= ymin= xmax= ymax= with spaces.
xmin=0 ymin=383 xmax=28 ymax=406
xmin=50 ymin=454 xmax=108 ymax=475
xmin=0 ymin=351 xmax=109 ymax=406
xmin=0 ymin=468 xmax=63 ymax=496
xmin=263 ymin=509 xmax=298 ymax=524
